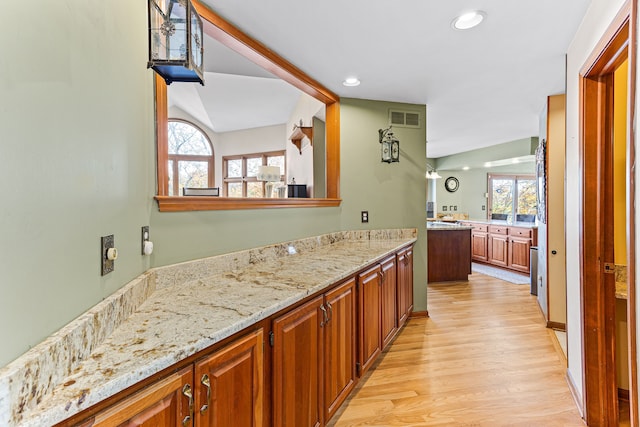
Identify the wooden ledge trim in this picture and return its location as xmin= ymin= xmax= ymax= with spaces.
xmin=155 ymin=196 xmax=342 ymax=212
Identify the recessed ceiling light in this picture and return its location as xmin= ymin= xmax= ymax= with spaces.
xmin=452 ymin=10 xmax=486 ymax=30
xmin=462 ymin=166 xmax=470 ymax=171
xmin=343 ymin=77 xmax=361 ymax=87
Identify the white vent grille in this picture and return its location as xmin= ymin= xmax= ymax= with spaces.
xmin=389 ymin=110 xmax=421 ymax=128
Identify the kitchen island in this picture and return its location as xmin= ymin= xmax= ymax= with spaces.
xmin=427 ymin=222 xmax=472 ymax=282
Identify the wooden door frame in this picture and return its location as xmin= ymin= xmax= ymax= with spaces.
xmin=579 ymin=1 xmax=638 ymax=425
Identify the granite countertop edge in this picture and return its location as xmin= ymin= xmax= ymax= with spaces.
xmin=12 ymin=231 xmax=417 ymax=427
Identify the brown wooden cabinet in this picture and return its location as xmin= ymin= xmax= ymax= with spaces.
xmin=195 ymin=330 xmax=264 ymax=427
xmin=272 ymin=277 xmax=357 ymax=427
xmin=471 ymin=231 xmax=489 ymax=262
xmin=357 ymin=264 xmax=382 ymax=377
xmin=488 ymin=228 xmax=509 ymax=267
xmin=396 ymin=247 xmax=414 ymax=328
xmin=78 ymin=367 xmax=193 ymax=427
xmin=509 ymin=227 xmax=534 ymax=273
xmin=323 ymin=278 xmax=356 ymax=421
xmin=380 ymin=256 xmax=398 ymax=349
xmin=272 ymin=295 xmax=323 ymax=427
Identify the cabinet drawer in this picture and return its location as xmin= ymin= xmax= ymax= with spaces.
xmin=509 ymin=227 xmax=532 ymax=238
xmin=489 ymin=226 xmax=508 ymax=235
xmin=472 ymin=224 xmax=488 ymax=232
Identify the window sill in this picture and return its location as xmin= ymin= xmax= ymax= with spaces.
xmin=155 ymin=196 xmax=342 ymax=212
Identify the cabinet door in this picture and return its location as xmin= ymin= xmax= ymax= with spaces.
xmin=88 ymin=367 xmax=193 ymax=427
xmin=396 ymin=247 xmax=414 ymax=328
xmin=323 ymin=277 xmax=356 ymax=421
xmin=357 ymin=265 xmax=382 ymax=376
xmin=471 ymin=232 xmax=488 ymax=262
xmin=380 ymin=256 xmax=398 ymax=349
xmin=509 ymin=237 xmax=532 ymax=273
xmin=273 ymin=295 xmax=323 ymax=427
xmin=488 ymin=234 xmax=509 ymax=267
xmin=195 ymin=330 xmax=264 ymax=427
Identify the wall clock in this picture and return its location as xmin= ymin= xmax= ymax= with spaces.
xmin=445 ymin=176 xmax=459 ymax=193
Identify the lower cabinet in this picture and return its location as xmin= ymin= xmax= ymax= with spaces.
xmin=396 ymin=246 xmax=414 ymax=328
xmin=471 ymin=231 xmax=488 ymax=262
xmin=488 ymin=231 xmax=509 ymax=267
xmin=380 ymin=256 xmax=398 ymax=350
xmin=72 ymin=330 xmax=264 ymax=427
xmin=272 ymin=278 xmax=356 ymax=427
xmin=79 ymin=367 xmax=192 ymax=427
xmin=195 ymin=330 xmax=264 ymax=427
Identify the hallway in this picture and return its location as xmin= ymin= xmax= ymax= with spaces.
xmin=329 ymin=273 xmax=585 ymax=426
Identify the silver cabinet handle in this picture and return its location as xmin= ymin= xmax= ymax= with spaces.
xmin=320 ymin=304 xmax=328 ymax=327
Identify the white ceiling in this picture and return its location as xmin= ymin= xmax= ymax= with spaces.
xmin=187 ymin=0 xmax=591 ymax=158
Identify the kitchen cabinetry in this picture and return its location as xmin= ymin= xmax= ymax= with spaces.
xmin=380 ymin=256 xmax=398 ymax=349
xmin=272 ymin=295 xmax=323 ymax=427
xmin=75 ymin=367 xmax=192 ymax=427
xmin=272 ymin=277 xmax=357 ymax=427
xmin=396 ymin=247 xmax=414 ymax=327
xmin=61 ymin=243 xmax=413 ymax=427
xmin=195 ymin=330 xmax=264 ymax=427
xmin=508 ymin=227 xmax=535 ymax=273
xmin=461 ymin=222 xmax=537 ymax=274
xmin=322 ymin=278 xmax=356 ymax=421
xmin=357 ymin=256 xmax=398 ymax=376
xmin=488 ymin=226 xmax=509 ymax=267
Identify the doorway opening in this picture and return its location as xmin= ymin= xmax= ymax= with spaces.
xmin=579 ymin=1 xmax=637 ymax=425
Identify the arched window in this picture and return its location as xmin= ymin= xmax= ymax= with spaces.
xmin=167 ymin=120 xmax=214 ymax=196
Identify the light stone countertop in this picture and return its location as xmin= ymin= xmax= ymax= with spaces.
xmin=462 ymin=219 xmax=538 ymax=229
xmin=2 ymin=229 xmax=416 ymax=427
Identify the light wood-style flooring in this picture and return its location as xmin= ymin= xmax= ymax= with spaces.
xmin=329 ymin=273 xmax=585 ymax=426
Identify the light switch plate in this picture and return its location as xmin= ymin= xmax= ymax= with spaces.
xmin=141 ymin=226 xmax=150 ymax=255
xmin=101 ymin=235 xmax=114 ymax=276
xmin=361 ymin=211 xmax=369 ymax=223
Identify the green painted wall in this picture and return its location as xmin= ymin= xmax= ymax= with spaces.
xmin=0 ymin=1 xmax=156 ymax=367
xmin=0 ymin=0 xmax=427 ymax=367
xmin=435 ymin=165 xmax=535 ymax=220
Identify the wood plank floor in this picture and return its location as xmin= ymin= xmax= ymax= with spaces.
xmin=329 ymin=273 xmax=586 ymax=427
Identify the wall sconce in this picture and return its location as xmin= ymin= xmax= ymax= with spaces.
xmin=378 ymin=126 xmax=399 ymax=163
xmin=426 ymin=163 xmax=442 ymax=179
xmin=148 ymin=0 xmax=204 ymax=85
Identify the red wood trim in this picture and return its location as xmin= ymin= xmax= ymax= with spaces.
xmin=626 ymin=2 xmax=638 ymax=425
xmin=408 ymin=311 xmax=428 ymax=319
xmin=580 ymin=0 xmax=631 ymax=76
xmin=155 ymin=196 xmax=342 ymax=212
xmin=580 ymin=7 xmax=631 ymax=421
xmin=155 ymin=75 xmax=169 ymax=197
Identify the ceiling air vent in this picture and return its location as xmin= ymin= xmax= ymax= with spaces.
xmin=389 ymin=110 xmax=421 ymax=128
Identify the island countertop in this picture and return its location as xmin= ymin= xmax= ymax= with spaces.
xmin=1 ymin=229 xmax=416 ymax=427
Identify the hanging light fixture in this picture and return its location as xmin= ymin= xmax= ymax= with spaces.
xmin=148 ymin=0 xmax=204 ymax=85
xmin=378 ymin=126 xmax=400 ymax=163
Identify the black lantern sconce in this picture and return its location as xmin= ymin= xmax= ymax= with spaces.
xmin=378 ymin=126 xmax=400 ymax=163
xmin=148 ymin=0 xmax=204 ymax=85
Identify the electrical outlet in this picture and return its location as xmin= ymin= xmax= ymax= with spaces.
xmin=442 ymin=206 xmax=447 ymax=211
xmin=101 ymin=235 xmax=115 ymax=276
xmin=361 ymin=211 xmax=369 ymax=223
xmin=141 ymin=226 xmax=150 ymax=255
xmin=454 ymin=206 xmax=458 ymax=211
xmin=482 ymin=205 xmax=485 ymax=210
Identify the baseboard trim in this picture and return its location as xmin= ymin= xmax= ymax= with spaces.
xmin=547 ymin=321 xmax=566 ymax=331
xmin=409 ymin=310 xmax=429 ymax=318
xmin=566 ymin=369 xmax=584 ymax=419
